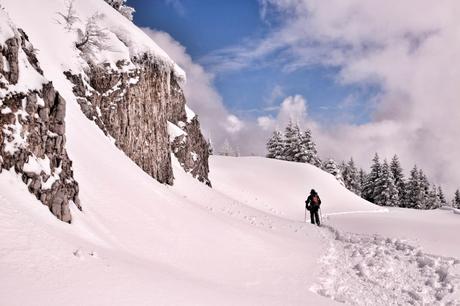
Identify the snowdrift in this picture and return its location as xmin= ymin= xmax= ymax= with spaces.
xmin=209 ymin=156 xmax=385 ymax=220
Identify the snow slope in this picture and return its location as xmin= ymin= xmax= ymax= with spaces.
xmin=2 ymin=151 xmax=459 ymax=305
xmin=0 ymin=0 xmax=459 ymax=304
xmin=209 ymin=156 xmax=460 ymax=305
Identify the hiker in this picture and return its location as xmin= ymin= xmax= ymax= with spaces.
xmin=305 ymin=189 xmax=321 ymax=226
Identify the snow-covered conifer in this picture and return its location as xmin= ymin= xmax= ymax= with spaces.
xmin=427 ymin=185 xmax=442 ymax=209
xmin=404 ymin=165 xmax=423 ymax=209
xmin=266 ymin=130 xmax=284 ymax=159
xmin=437 ymin=186 xmax=447 ymax=206
xmin=454 ymin=189 xmax=460 ymax=208
xmin=298 ymin=129 xmax=321 ymax=166
xmin=390 ymin=155 xmax=405 ymax=203
xmin=323 ymin=159 xmax=344 ymax=185
xmin=418 ymin=169 xmax=431 ymax=209
xmin=362 ymin=153 xmax=381 ymax=203
xmin=342 ymin=158 xmax=360 ymax=194
xmin=358 ymin=168 xmax=367 ymax=196
xmin=283 ymin=121 xmax=302 ymax=161
xmin=374 ymin=159 xmax=399 ymax=206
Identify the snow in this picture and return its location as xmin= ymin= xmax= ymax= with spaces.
xmin=185 ymin=104 xmax=196 ymax=122
xmin=191 ymin=151 xmax=198 ymax=161
xmin=0 ymin=0 xmax=459 ymax=305
xmin=167 ymin=121 xmax=186 ymax=142
xmin=0 ymin=9 xmax=16 ymax=45
xmin=2 ymin=111 xmax=28 ymax=155
xmin=1 ymin=0 xmax=185 ymax=82
xmin=1 ymin=145 xmax=459 ymax=305
xmin=0 ymin=106 xmax=12 ymax=114
xmin=23 ymin=155 xmax=52 ymax=176
xmin=22 ymin=154 xmax=61 ymax=190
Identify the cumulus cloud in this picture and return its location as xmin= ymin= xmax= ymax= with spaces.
xmin=247 ymin=0 xmax=460 ymax=194
xmin=144 ymin=0 xmax=460 ymax=195
xmin=201 ymin=0 xmax=460 ymax=193
xmin=225 ymin=115 xmax=244 ymax=133
xmin=257 ymin=116 xmax=275 ymax=130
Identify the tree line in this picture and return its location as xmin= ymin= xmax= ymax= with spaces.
xmin=266 ymin=122 xmax=460 ymax=209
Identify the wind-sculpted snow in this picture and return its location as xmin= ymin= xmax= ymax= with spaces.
xmin=312 ymin=225 xmax=460 ymax=305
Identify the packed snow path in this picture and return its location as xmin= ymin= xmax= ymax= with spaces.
xmin=311 ymin=224 xmax=460 ymax=305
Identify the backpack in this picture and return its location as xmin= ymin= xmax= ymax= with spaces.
xmin=312 ymin=195 xmax=319 ymax=206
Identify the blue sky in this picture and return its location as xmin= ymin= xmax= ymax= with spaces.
xmin=127 ymin=0 xmax=375 ymax=126
xmin=127 ymin=0 xmax=460 ymax=193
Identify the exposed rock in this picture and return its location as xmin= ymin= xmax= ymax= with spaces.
xmin=65 ymin=54 xmax=210 ymax=186
xmin=168 ymin=77 xmax=211 ymax=186
xmin=0 ymin=29 xmax=80 ymax=223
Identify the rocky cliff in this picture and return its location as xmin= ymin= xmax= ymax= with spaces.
xmin=65 ymin=55 xmax=211 ymax=186
xmin=0 ymin=0 xmax=211 ymax=223
xmin=0 ymin=26 xmax=80 ymax=222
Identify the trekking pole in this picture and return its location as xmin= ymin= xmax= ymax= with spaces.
xmin=304 ymin=208 xmax=307 ymax=223
xmin=319 ymin=208 xmax=323 ymax=224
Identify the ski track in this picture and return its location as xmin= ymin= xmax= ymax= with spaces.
xmin=311 ymin=223 xmax=460 ymax=306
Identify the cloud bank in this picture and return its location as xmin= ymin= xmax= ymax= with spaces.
xmin=144 ymin=0 xmax=460 ymax=195
xmin=251 ymin=0 xmax=460 ymax=194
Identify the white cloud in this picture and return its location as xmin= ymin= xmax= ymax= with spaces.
xmin=201 ymin=0 xmax=460 ymax=194
xmin=142 ymin=28 xmax=246 ymax=149
xmin=257 ymin=116 xmax=275 ymax=130
xmin=144 ymin=1 xmax=460 ymax=195
xmin=225 ymin=115 xmax=244 ymax=134
xmin=252 ymin=0 xmax=460 ymax=194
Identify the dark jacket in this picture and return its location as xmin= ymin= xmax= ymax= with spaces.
xmin=305 ymin=194 xmax=321 ymax=210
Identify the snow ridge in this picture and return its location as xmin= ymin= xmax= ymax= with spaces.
xmin=311 ymin=225 xmax=460 ymax=305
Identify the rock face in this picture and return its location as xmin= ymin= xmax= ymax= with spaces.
xmin=0 ymin=29 xmax=80 ymax=222
xmin=167 ymin=77 xmax=211 ymax=186
xmin=65 ymin=55 xmax=211 ymax=186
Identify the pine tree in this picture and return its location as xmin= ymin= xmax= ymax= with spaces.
xmin=323 ymin=159 xmax=345 ymax=185
xmin=427 ymin=185 xmax=441 ymax=209
xmin=437 ymin=186 xmax=447 ymax=206
xmin=362 ymin=153 xmax=381 ymax=203
xmin=418 ymin=169 xmax=431 ymax=209
xmin=342 ymin=158 xmax=360 ymax=194
xmin=374 ymin=159 xmax=399 ymax=206
xmin=298 ymin=129 xmax=321 ymax=166
xmin=390 ymin=155 xmax=405 ymax=203
xmin=404 ymin=165 xmax=424 ymax=209
xmin=266 ymin=130 xmax=283 ymax=159
xmin=357 ymin=168 xmax=367 ymax=196
xmin=283 ymin=121 xmax=302 ymax=161
xmin=454 ymin=189 xmax=460 ymax=208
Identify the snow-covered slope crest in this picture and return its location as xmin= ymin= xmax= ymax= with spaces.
xmin=0 ymin=8 xmax=80 ymax=222
xmin=1 ymin=0 xmax=211 ymax=188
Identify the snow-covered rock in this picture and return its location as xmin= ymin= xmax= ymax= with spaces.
xmin=0 ymin=11 xmax=80 ymax=222
xmin=0 ymin=0 xmax=210 ymax=221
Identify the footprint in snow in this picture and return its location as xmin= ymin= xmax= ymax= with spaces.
xmin=311 ymin=226 xmax=460 ymax=306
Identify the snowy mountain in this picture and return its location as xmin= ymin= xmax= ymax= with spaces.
xmin=0 ymin=1 xmax=459 ymax=305
xmin=0 ymin=0 xmax=210 ymax=221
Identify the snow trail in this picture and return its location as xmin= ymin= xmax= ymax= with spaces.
xmin=311 ymin=224 xmax=460 ymax=305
